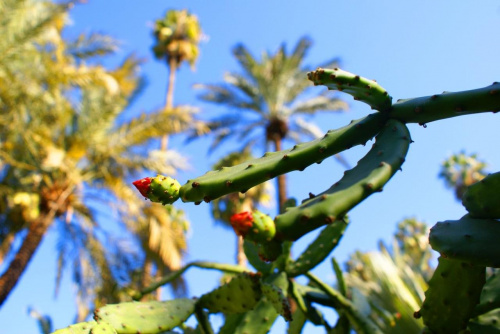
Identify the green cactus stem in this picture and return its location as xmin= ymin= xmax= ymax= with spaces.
xmin=286 ymin=216 xmax=349 ymax=277
xmin=90 ymin=322 xmax=117 ymax=334
xmin=462 ymin=171 xmax=500 ymax=219
xmin=416 ymin=257 xmax=485 ymax=334
xmin=389 ymin=82 xmax=500 ymax=125
xmin=52 ymin=321 xmax=97 ymax=334
xmin=94 ymin=299 xmax=196 ymax=334
xmin=429 ymin=215 xmax=500 ymax=267
xmin=473 ymin=271 xmax=500 ymax=317
xmin=179 ymin=112 xmax=387 ymax=203
xmin=261 ymin=282 xmax=292 ymax=321
xmin=132 ymin=175 xmax=180 ymax=205
xmin=274 ymin=119 xmax=410 ymax=241
xmin=197 ymin=272 xmax=263 ymax=314
xmin=307 ymin=68 xmax=392 ymax=111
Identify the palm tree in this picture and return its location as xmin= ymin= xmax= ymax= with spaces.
xmin=152 ymin=9 xmax=202 ymax=150
xmin=195 ymin=36 xmax=348 ymax=212
xmin=0 ymin=0 xmax=196 ymax=311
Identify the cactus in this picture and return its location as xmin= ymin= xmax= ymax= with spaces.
xmin=307 ymin=68 xmax=392 ymax=111
xmin=197 ymin=272 xmax=263 ymax=314
xmin=89 ymin=322 xmax=117 ymax=334
xmin=93 ymin=299 xmax=196 ymax=333
xmin=274 ymin=119 xmax=410 ymax=241
xmin=429 ymin=215 xmax=500 ymax=267
xmin=415 ymin=257 xmax=485 ymax=333
xmin=474 ymin=271 xmax=500 ymax=317
xmin=132 ymin=175 xmax=180 ymax=205
xmin=52 ymin=322 xmax=98 ymax=334
xmin=462 ymin=171 xmax=500 ymax=219
xmin=179 ymin=112 xmax=387 ymax=203
xmin=286 ymin=216 xmax=349 ymax=277
xmin=229 ymin=210 xmax=276 ymax=243
xmin=261 ymin=282 xmax=292 ymax=321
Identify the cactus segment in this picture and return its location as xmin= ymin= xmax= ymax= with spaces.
xmin=261 ymin=282 xmax=292 ymax=321
xmin=132 ymin=175 xmax=180 ymax=205
xmin=257 ymin=239 xmax=283 ymax=262
xmin=474 ymin=272 xmax=500 ymax=317
xmin=286 ymin=216 xmax=349 ymax=277
xmin=307 ymin=68 xmax=392 ymax=111
xmin=93 ymin=299 xmax=196 ymax=334
xmin=243 ymin=239 xmax=273 ymax=274
xmin=274 ymin=120 xmax=410 ymax=241
xmin=218 ymin=273 xmax=288 ymax=334
xmin=197 ymin=272 xmax=263 ymax=314
xmin=390 ymin=82 xmax=500 ymax=125
xmin=179 ymin=113 xmax=387 ymax=203
xmin=429 ymin=215 xmax=500 ymax=267
xmin=90 ymin=322 xmax=117 ymax=334
xmin=462 ymin=172 xmax=500 ymax=219
xmin=52 ymin=321 xmax=97 ymax=334
xmin=230 ymin=210 xmax=276 ymax=243
xmin=417 ymin=257 xmax=486 ymax=333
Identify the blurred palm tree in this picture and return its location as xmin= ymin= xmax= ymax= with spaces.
xmin=152 ymin=9 xmax=202 ymax=150
xmin=194 ymin=36 xmax=348 ymax=211
xmin=210 ymin=150 xmax=271 ymax=266
xmin=439 ymin=152 xmax=488 ymax=201
xmin=0 ymin=0 xmax=196 ymax=314
xmin=343 ymin=218 xmax=433 ymax=333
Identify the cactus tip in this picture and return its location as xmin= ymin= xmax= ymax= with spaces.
xmin=133 ymin=177 xmax=152 ymax=197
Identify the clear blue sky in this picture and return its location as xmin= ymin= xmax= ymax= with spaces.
xmin=2 ymin=1 xmax=500 ymax=332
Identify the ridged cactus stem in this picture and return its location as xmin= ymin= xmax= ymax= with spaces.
xmin=179 ymin=112 xmax=387 ymax=203
xmin=306 ymin=272 xmax=383 ymax=334
xmin=132 ymin=261 xmax=247 ymax=300
xmin=389 ymin=82 xmax=500 ymax=125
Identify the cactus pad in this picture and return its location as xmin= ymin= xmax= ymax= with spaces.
xmin=133 ymin=175 xmax=180 ymax=205
xmin=462 ymin=172 xmax=500 ymax=219
xmin=274 ymin=119 xmax=410 ymax=241
xmin=261 ymin=282 xmax=292 ymax=321
xmin=52 ymin=321 xmax=97 ymax=334
xmin=429 ymin=215 xmax=500 ymax=267
xmin=93 ymin=298 xmax=195 ymax=333
xmin=307 ymin=68 xmax=392 ymax=111
xmin=90 ymin=322 xmax=117 ymax=334
xmin=286 ymin=216 xmax=349 ymax=277
xmin=197 ymin=272 xmax=263 ymax=314
xmin=417 ymin=257 xmax=485 ymax=333
xmin=179 ymin=113 xmax=387 ymax=203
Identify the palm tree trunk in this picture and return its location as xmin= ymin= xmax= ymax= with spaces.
xmin=273 ymin=138 xmax=287 ymax=213
xmin=160 ymin=57 xmax=178 ymax=151
xmin=0 ymin=212 xmax=55 ymax=306
xmin=236 ymin=236 xmax=247 ymax=267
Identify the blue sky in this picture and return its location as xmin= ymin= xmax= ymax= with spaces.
xmin=1 ymin=1 xmax=500 ymax=332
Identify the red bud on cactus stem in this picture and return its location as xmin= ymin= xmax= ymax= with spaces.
xmin=230 ymin=211 xmax=254 ymax=237
xmin=133 ymin=177 xmax=152 ymax=198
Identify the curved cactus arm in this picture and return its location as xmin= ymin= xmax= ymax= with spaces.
xmin=179 ymin=112 xmax=387 ymax=203
xmin=274 ymin=119 xmax=410 ymax=241
xmin=429 ymin=215 xmax=500 ymax=267
xmin=132 ymin=261 xmax=247 ymax=300
xmin=306 ymin=272 xmax=383 ymax=334
xmin=307 ymin=68 xmax=392 ymax=111
xmin=415 ymin=257 xmax=485 ymax=333
xmin=462 ymin=171 xmax=500 ymax=219
xmin=51 ymin=321 xmax=97 ymax=334
xmin=285 ymin=216 xmax=349 ymax=277
xmin=389 ymin=82 xmax=500 ymax=125
xmin=93 ymin=299 xmax=196 ymax=334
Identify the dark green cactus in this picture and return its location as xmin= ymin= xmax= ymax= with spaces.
xmin=416 ymin=257 xmax=485 ymax=333
xmin=261 ymin=282 xmax=292 ymax=321
xmin=274 ymin=119 xmax=410 ymax=241
xmin=307 ymin=68 xmax=393 ymax=111
xmin=285 ymin=216 xmax=349 ymax=277
xmin=462 ymin=171 xmax=500 ymax=219
xmin=197 ymin=272 xmax=263 ymax=314
xmin=429 ymin=215 xmax=500 ymax=267
xmin=94 ymin=299 xmax=196 ymax=333
xmin=179 ymin=112 xmax=387 ymax=203
xmin=474 ymin=271 xmax=500 ymax=317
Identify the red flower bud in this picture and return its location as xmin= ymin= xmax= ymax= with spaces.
xmin=230 ymin=211 xmax=254 ymax=237
xmin=133 ymin=177 xmax=152 ymax=197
